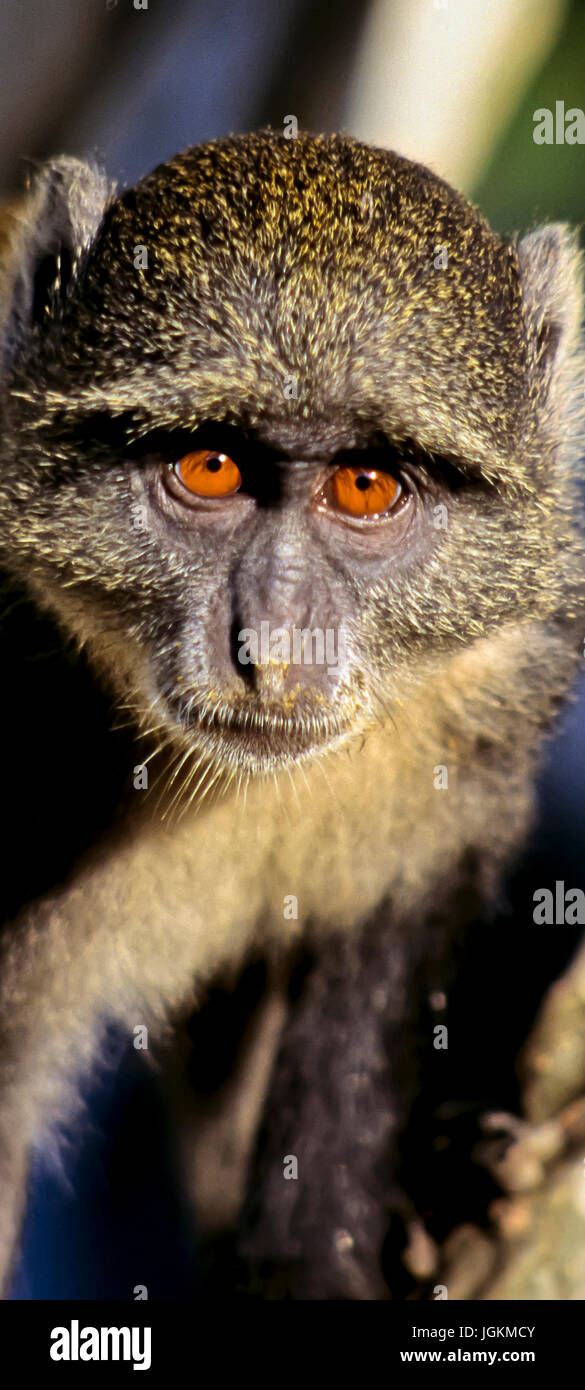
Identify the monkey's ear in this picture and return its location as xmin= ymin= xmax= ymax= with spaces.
xmin=0 ymin=157 xmax=112 ymax=376
xmin=517 ymin=224 xmax=583 ymax=389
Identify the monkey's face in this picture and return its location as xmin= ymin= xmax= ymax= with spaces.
xmin=8 ymin=413 xmax=457 ymax=777
xmin=0 ymin=133 xmax=581 ymax=779
xmin=118 ymin=420 xmax=445 ymax=774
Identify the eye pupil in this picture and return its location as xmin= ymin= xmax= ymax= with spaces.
xmin=355 ymin=474 xmax=372 ymax=491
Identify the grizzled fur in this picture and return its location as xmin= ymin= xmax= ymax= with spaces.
xmin=0 ymin=131 xmax=582 ymax=1298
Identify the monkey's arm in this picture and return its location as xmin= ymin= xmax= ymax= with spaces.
xmin=0 ymin=803 xmax=266 ymax=1295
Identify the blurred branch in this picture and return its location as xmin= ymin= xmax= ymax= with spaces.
xmin=343 ymin=0 xmax=568 ymax=191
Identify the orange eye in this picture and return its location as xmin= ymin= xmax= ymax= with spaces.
xmin=329 ymin=466 xmax=402 ymax=518
xmin=174 ymin=450 xmax=242 ymax=497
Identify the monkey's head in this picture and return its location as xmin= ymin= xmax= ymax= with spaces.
xmin=0 ymin=132 xmax=583 ymax=779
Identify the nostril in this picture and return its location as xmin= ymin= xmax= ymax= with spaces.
xmin=230 ymin=614 xmax=255 ymax=687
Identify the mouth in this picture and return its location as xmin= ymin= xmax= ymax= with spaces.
xmin=167 ymin=690 xmax=350 ymax=773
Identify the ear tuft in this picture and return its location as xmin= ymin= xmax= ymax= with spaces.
xmin=517 ymin=223 xmax=583 ymax=378
xmin=0 ymin=157 xmax=113 ymax=376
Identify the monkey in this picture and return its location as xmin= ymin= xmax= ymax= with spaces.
xmin=0 ymin=129 xmax=582 ymax=1301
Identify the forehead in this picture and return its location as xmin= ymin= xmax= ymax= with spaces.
xmin=56 ymin=134 xmax=528 ymax=467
